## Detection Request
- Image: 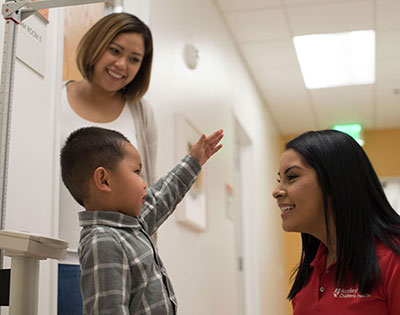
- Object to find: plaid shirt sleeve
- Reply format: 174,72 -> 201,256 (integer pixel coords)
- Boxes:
80,230 -> 131,315
139,155 -> 201,235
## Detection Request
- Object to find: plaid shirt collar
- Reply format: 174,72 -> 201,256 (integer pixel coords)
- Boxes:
79,210 -> 141,230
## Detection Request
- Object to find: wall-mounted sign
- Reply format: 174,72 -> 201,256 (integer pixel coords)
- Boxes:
16,13 -> 47,77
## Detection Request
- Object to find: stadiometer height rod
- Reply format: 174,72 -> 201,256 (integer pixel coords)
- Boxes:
0,0 -> 107,267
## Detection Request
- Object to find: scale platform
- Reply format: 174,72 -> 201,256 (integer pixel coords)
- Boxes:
0,230 -> 68,260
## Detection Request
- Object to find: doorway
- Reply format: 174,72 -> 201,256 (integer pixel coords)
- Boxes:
234,117 -> 260,315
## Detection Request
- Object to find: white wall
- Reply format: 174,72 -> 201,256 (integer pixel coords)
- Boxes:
0,6 -> 64,315
148,0 -> 286,314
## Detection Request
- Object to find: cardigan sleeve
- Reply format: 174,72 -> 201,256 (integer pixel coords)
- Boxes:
141,99 -> 158,185
129,99 -> 158,186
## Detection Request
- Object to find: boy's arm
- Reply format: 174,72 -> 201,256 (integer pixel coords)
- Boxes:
139,155 -> 200,235
80,233 -> 131,314
140,129 -> 223,235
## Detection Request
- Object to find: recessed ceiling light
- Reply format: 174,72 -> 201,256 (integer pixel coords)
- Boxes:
293,30 -> 375,89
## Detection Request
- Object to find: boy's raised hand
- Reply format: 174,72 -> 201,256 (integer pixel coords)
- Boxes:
189,129 -> 224,166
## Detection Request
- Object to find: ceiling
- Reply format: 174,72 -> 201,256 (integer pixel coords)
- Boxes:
213,0 -> 400,135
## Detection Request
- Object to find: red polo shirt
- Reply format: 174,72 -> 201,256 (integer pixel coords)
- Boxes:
292,241 -> 400,315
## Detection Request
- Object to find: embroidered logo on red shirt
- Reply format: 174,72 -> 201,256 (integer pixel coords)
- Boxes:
333,288 -> 371,299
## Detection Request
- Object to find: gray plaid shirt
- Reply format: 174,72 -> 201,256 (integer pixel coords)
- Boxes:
78,155 -> 200,315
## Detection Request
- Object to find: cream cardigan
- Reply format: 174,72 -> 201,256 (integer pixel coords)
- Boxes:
128,98 -> 157,186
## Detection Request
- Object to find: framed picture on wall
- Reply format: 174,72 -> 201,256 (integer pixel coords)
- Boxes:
175,114 -> 207,232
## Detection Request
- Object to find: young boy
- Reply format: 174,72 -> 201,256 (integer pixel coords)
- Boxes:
60,126 -> 223,315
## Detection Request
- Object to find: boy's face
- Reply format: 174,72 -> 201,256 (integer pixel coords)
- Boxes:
110,142 -> 147,217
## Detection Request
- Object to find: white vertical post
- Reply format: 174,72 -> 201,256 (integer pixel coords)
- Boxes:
9,256 -> 40,315
0,12 -> 19,267
0,230 -> 69,314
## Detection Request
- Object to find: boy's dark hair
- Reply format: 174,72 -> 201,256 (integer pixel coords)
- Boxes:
61,127 -> 130,206
286,129 -> 400,299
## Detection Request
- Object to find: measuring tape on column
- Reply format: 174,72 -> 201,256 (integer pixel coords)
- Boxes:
0,1 -> 20,268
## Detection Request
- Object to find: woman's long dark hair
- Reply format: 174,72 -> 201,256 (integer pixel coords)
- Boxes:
286,130 -> 400,300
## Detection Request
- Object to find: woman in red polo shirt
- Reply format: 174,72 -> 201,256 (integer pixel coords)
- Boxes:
273,130 -> 400,315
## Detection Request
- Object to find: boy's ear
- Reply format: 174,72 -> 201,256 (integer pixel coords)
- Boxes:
93,167 -> 112,193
